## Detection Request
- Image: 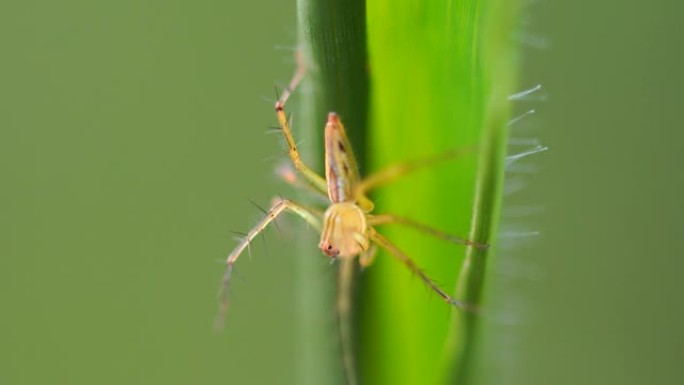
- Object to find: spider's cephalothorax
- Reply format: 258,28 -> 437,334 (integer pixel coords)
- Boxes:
320,202 -> 368,258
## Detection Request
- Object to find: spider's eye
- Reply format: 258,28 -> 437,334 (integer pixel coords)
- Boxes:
320,242 -> 339,258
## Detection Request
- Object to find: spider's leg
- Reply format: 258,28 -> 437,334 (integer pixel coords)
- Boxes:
368,228 -> 476,311
274,51 -> 328,195
337,258 -> 359,385
356,147 -> 473,196
216,198 -> 321,330
368,214 -> 488,250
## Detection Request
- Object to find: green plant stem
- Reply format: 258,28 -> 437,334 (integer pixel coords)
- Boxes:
296,1 -> 369,384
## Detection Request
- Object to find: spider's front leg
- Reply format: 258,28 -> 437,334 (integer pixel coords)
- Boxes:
216,198 -> 321,330
273,51 -> 329,196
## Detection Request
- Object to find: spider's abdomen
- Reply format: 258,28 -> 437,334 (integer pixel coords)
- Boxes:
319,202 -> 368,258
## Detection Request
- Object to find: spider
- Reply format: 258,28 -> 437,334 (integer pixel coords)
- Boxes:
216,53 -> 487,327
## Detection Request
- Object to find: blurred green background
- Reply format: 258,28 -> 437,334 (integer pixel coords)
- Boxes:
1,1 -> 682,385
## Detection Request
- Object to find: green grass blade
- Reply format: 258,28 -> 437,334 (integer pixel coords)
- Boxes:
359,2 -> 483,384
358,1 -> 521,384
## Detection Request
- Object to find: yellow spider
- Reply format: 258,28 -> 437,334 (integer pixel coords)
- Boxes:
216,53 -> 486,328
